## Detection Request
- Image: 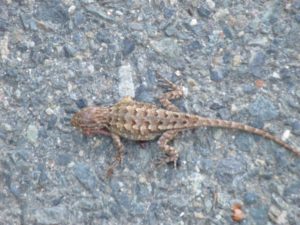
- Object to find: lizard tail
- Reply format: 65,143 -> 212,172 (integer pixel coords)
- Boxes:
195,117 -> 300,157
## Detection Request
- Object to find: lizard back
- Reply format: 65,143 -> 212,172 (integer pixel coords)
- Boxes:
108,100 -> 199,140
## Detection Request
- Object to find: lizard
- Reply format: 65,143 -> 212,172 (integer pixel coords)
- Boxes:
71,76 -> 300,176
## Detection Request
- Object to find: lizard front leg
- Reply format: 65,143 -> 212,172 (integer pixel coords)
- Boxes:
106,133 -> 125,177
157,75 -> 184,112
157,130 -> 180,168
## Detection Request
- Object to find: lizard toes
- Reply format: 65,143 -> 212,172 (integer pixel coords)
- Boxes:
155,155 -> 180,168
166,156 -> 181,168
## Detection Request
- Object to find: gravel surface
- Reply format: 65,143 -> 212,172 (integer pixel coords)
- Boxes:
1,0 -> 300,224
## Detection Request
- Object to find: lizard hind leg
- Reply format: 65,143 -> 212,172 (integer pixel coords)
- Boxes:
156,73 -> 184,112
157,130 -> 180,168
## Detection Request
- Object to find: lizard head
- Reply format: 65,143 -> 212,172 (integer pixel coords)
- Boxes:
71,107 -> 109,135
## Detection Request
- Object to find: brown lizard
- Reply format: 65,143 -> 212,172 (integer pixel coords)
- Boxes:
71,76 -> 300,176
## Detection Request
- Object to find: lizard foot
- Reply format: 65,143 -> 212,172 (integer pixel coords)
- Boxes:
156,76 -> 177,91
155,155 -> 180,169
106,154 -> 123,177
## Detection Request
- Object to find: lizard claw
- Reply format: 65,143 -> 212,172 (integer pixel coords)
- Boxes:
156,73 -> 177,89
106,154 -> 123,178
157,79 -> 176,90
154,155 -> 180,169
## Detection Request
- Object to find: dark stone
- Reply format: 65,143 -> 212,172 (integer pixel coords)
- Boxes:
30,206 -> 68,224
47,114 -> 57,130
0,18 -> 9,31
129,203 -> 147,216
273,150 -> 289,173
221,23 -> 233,39
284,181 -> 300,197
284,181 -> 300,207
249,119 -> 264,130
249,51 -> 266,77
223,51 -> 232,64
0,129 -> 6,140
96,30 -> 112,44
52,196 -> 64,206
36,164 -> 48,187
250,206 -> 268,225
56,154 -> 72,166
291,120 -> 300,135
75,99 -> 87,108
295,14 -> 300,23
243,192 -> 259,205
20,13 -> 38,31
163,7 -> 175,19
243,84 -> 255,94
291,1 -> 300,10
164,26 -> 177,37
234,133 -> 253,153
73,11 -> 86,26
35,3 -> 69,24
210,68 -> 226,81
72,32 -> 85,46
32,33 -> 43,45
279,67 -> 292,79
216,157 -> 247,184
286,27 -> 300,50
9,184 -> 21,199
38,127 -> 48,138
248,96 -> 279,121
197,5 -> 211,18
30,49 -> 49,64
135,85 -> 155,103
16,43 -> 28,52
63,45 -> 76,58
65,107 -> 78,114
168,194 -> 190,209
85,5 -> 114,22
122,38 -> 135,56
260,172 -> 273,180
5,68 -> 18,79
109,202 -> 123,221
185,40 -> 202,54
114,192 -> 132,210
209,102 -> 224,110
200,159 -> 214,174
145,69 -> 157,85
74,163 -> 97,195
136,183 -> 152,199
217,108 -> 231,120
287,98 -> 300,110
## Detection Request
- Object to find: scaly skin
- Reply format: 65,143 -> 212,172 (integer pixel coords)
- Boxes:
71,77 -> 300,176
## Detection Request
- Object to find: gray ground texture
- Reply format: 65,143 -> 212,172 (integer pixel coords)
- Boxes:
0,0 -> 300,224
